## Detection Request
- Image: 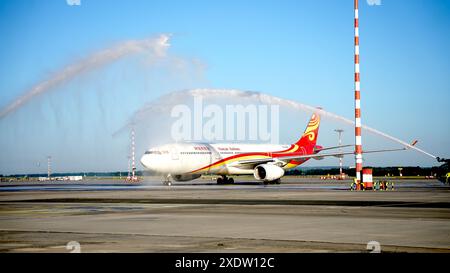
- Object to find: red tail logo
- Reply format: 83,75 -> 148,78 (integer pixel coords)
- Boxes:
295,114 -> 320,148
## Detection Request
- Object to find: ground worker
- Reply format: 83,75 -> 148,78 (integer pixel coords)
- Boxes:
352,178 -> 357,190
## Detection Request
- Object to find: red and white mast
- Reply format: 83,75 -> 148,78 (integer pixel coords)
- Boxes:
354,0 -> 363,187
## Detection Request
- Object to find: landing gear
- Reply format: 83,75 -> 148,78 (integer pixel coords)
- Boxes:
217,177 -> 223,184
216,176 -> 234,185
263,179 -> 281,185
163,174 -> 172,186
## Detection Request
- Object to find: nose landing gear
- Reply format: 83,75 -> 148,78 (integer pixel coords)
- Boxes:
216,175 -> 234,185
162,174 -> 172,186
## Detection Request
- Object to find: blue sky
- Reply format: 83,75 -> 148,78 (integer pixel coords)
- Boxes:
0,0 -> 449,174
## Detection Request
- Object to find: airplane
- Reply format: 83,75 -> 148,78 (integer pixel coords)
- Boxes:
140,113 -> 415,185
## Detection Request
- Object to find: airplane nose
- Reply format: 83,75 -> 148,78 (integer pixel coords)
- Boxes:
140,155 -> 149,168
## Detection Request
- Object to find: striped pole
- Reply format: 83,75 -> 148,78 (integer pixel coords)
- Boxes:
354,0 -> 363,188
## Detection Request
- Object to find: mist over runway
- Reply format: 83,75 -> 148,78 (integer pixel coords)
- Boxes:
0,177 -> 447,193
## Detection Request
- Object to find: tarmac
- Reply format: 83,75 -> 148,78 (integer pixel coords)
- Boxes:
0,177 -> 449,253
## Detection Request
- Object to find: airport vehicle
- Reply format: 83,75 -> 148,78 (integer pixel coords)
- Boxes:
436,157 -> 450,184
140,114 -> 415,185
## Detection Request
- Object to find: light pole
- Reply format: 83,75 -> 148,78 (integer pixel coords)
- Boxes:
127,156 -> 131,180
47,156 -> 51,180
335,129 -> 344,178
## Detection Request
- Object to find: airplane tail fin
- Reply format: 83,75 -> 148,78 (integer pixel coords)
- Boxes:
295,113 -> 320,148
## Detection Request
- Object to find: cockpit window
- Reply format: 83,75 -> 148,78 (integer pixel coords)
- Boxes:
145,151 -> 161,155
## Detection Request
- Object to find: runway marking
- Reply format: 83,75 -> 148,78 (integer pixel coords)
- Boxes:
2,198 -> 450,208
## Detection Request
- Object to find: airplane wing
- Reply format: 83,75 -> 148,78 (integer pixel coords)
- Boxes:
316,144 -> 353,151
229,158 -> 276,168
277,147 -> 411,162
230,141 -> 418,169
232,151 -> 358,168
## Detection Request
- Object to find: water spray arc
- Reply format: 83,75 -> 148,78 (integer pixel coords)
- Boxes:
118,88 -> 436,161
0,34 -> 171,120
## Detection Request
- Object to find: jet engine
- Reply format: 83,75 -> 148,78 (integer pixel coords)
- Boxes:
254,164 -> 285,181
172,174 -> 202,181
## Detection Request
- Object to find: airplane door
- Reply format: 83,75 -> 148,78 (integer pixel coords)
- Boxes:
205,144 -> 220,174
214,149 -> 221,160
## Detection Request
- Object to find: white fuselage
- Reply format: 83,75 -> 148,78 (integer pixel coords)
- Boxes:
140,142 -> 295,176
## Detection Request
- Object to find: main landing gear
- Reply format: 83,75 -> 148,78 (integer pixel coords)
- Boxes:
216,175 -> 234,185
263,179 -> 281,185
